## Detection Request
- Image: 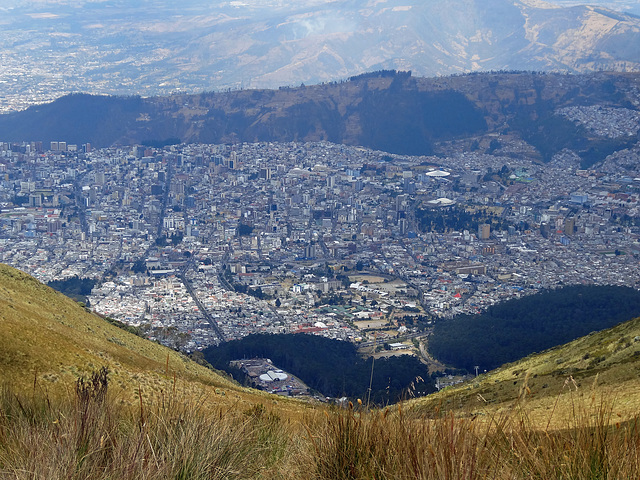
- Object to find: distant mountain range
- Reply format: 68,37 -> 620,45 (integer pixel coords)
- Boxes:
0,0 -> 639,110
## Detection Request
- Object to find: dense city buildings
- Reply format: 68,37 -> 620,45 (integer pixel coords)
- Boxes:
2,117 -> 640,350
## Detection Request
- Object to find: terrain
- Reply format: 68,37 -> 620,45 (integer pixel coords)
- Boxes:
413,307 -> 640,423
4,265 -> 640,478
4,262 -> 640,416
2,0 -> 640,113
0,262 -> 300,412
2,70 -> 639,162
428,284 -> 640,371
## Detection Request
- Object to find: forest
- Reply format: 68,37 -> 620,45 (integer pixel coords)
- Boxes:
203,333 -> 435,404
415,205 -> 508,234
47,275 -> 97,304
428,285 -> 640,372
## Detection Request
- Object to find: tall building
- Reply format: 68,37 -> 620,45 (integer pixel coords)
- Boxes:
399,218 -> 408,235
564,217 -> 575,236
478,223 -> 491,240
540,222 -> 551,239
29,194 -> 42,207
396,194 -> 407,212
94,171 -> 105,185
305,243 -> 316,259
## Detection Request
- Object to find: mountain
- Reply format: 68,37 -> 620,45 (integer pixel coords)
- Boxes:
549,0 -> 640,15
1,70 -> 638,163
1,0 -> 640,112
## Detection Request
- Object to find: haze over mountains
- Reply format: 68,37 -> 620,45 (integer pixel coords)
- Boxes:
1,0 -> 639,112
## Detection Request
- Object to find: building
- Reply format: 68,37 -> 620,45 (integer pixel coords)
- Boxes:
564,217 -> 575,236
478,223 -> 490,240
260,167 -> 271,180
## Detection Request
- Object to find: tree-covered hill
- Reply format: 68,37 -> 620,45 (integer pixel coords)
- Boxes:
428,285 -> 640,372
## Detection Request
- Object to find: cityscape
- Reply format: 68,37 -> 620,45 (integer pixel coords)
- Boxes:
4,0 -> 640,475
2,100 -> 639,353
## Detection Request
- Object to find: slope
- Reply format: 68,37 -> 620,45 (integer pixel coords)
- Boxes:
0,263 -> 304,412
411,313 -> 640,422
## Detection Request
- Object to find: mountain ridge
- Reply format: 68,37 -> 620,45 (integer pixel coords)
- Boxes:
1,71 -> 638,164
1,0 -> 640,113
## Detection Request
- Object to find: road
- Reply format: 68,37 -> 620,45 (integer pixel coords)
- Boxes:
179,271 -> 227,343
358,331 -> 426,348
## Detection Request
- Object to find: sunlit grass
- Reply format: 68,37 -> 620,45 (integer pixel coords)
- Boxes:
2,370 -> 640,480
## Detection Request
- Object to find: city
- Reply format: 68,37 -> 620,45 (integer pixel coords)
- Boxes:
1,106 -> 639,352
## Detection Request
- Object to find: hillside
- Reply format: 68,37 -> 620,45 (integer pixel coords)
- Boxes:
1,71 -> 639,161
411,312 -> 640,422
0,263 -> 303,413
4,260 -> 640,421
428,285 -> 640,371
3,263 -> 640,478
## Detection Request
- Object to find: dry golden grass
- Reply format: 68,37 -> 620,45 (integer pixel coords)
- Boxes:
2,374 -> 640,480
410,314 -> 640,425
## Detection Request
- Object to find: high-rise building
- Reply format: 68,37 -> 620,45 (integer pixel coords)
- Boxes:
540,222 -> 551,239
478,223 -> 491,240
564,217 -> 575,236
95,171 -> 105,185
399,218 -> 408,235
304,243 -> 316,259
260,167 -> 271,180
29,194 -> 42,207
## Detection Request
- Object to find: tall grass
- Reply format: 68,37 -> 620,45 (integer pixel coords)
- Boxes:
1,371 -> 640,479
0,369 -> 293,479
304,377 -> 640,480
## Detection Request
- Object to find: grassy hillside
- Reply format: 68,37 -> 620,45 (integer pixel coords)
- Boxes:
3,263 -> 640,478
412,313 -> 640,422
0,263 -> 303,412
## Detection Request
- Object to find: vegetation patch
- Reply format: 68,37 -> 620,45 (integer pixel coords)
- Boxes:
47,276 -> 97,304
204,333 -> 435,404
428,285 -> 640,372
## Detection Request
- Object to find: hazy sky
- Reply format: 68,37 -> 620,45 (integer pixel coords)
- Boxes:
0,0 -> 638,9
